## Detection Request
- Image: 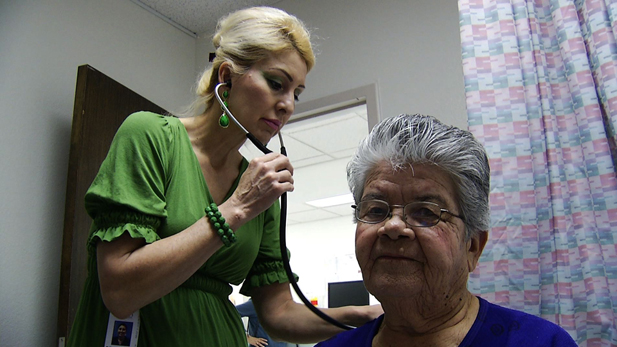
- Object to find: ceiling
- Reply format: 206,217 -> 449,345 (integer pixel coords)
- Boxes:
129,0 -> 370,224
131,0 -> 284,36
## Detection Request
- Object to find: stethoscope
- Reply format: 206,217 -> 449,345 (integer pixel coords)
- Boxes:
215,81 -> 353,330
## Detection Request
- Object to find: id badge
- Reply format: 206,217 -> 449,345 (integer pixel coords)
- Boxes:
104,311 -> 140,347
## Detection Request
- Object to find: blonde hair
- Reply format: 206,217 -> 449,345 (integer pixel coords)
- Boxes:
187,7 -> 315,115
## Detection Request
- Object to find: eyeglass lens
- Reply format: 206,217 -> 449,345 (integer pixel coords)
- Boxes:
356,200 -> 442,227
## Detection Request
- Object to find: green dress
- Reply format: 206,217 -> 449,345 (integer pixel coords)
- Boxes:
67,112 -> 290,346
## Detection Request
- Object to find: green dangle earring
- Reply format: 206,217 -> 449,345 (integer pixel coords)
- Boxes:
219,90 -> 230,128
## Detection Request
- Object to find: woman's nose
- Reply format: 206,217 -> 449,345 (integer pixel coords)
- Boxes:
277,92 -> 295,117
378,208 -> 415,240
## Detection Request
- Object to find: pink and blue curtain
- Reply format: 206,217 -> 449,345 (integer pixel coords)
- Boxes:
459,0 -> 617,345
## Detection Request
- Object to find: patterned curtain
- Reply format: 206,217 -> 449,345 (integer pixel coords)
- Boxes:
459,0 -> 617,345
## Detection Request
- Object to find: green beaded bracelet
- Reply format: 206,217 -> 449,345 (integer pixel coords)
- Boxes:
205,203 -> 236,247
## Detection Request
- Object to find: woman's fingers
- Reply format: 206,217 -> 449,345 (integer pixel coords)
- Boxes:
223,153 -> 295,225
256,152 -> 293,176
249,153 -> 294,190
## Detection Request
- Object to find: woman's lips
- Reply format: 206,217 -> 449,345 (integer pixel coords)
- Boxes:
374,250 -> 417,262
263,118 -> 281,130
377,255 -> 412,261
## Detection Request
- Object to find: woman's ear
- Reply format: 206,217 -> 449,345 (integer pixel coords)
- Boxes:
467,231 -> 488,273
217,61 -> 233,85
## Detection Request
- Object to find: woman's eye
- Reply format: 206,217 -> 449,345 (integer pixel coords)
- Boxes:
268,79 -> 283,90
412,207 -> 438,218
294,94 -> 300,102
366,206 -> 387,216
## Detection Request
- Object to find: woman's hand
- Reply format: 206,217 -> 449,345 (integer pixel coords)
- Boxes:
247,334 -> 269,347
221,152 -> 294,228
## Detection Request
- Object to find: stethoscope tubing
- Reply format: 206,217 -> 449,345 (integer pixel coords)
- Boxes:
215,82 -> 353,330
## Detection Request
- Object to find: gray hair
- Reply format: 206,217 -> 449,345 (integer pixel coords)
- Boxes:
347,114 -> 490,239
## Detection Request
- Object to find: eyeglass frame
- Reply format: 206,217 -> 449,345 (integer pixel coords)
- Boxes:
351,199 -> 465,227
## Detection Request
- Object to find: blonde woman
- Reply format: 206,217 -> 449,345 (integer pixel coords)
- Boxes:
67,7 -> 381,346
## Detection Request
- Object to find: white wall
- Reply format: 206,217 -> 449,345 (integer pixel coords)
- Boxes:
280,0 -> 468,128
0,1 -> 196,346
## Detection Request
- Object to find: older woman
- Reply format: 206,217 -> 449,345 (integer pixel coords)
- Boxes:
67,6 -> 380,346
316,114 -> 577,346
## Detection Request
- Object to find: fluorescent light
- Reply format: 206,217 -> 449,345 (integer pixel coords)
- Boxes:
306,193 -> 355,208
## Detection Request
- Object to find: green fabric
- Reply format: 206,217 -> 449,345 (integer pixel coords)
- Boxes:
67,112 -> 291,346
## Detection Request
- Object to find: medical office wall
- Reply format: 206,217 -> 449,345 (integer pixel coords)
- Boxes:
0,1 -> 195,346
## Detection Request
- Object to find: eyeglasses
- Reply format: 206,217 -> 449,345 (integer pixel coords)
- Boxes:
352,199 -> 464,227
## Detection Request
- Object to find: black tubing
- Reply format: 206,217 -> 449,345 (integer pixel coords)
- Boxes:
277,145 -> 353,331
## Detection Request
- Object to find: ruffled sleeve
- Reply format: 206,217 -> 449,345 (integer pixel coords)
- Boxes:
85,112 -> 172,245
89,210 -> 161,247
239,201 -> 299,296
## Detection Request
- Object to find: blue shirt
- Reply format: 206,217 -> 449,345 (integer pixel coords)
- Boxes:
236,300 -> 288,347
315,297 -> 578,346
